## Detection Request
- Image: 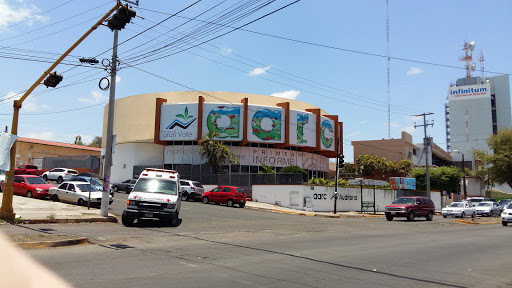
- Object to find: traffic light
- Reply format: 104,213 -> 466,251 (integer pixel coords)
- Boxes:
43,72 -> 63,88
107,6 -> 136,31
338,154 -> 345,169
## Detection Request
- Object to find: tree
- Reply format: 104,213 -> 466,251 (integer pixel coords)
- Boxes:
412,166 -> 462,192
198,131 -> 238,174
88,136 -> 102,148
473,129 -> 512,189
279,165 -> 307,181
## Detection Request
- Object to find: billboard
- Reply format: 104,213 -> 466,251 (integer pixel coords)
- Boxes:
390,177 -> 416,190
289,110 -> 316,147
160,103 -> 199,141
247,105 -> 284,143
448,83 -> 490,100
319,116 -> 335,151
202,103 -> 243,141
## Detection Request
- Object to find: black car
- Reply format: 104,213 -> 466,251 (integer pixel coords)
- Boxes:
112,179 -> 137,193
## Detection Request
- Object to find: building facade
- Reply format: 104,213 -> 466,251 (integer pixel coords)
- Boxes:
445,75 -> 512,161
102,91 -> 343,185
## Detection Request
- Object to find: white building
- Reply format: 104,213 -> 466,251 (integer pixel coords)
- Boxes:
445,75 -> 512,164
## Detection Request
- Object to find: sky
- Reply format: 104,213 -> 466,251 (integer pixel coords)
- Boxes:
0,0 -> 511,163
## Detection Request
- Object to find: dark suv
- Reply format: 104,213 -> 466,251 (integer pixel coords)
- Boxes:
385,196 -> 435,221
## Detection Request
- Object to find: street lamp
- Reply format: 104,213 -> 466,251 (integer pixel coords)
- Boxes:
453,150 -> 467,200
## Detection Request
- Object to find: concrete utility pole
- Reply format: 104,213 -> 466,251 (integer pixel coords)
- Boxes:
0,3 -> 121,221
414,112 -> 434,198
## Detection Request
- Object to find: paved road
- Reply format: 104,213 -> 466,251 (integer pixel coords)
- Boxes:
5,201 -> 510,288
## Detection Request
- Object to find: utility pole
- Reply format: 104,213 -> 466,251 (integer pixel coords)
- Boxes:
414,112 -> 434,198
333,137 -> 340,214
102,4 -> 136,217
0,3 -> 121,221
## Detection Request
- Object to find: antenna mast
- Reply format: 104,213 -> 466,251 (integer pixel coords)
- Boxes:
386,0 -> 391,138
460,40 -> 476,78
480,49 -> 485,82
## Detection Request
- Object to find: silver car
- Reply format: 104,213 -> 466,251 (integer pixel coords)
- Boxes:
49,181 -> 112,207
475,201 -> 502,217
442,201 -> 476,218
179,179 -> 205,201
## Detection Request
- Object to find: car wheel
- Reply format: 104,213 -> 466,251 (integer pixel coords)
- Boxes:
490,211 -> 493,217
57,176 -> 63,184
443,215 -> 447,218
227,199 -> 234,207
181,192 -> 189,201
426,210 -> 433,221
42,175 -> 47,181
503,221 -> 508,226
460,212 -> 465,218
170,212 -> 179,227
113,186 -> 118,192
202,196 -> 209,204
385,214 -> 393,221
77,198 -> 85,206
122,211 -> 134,227
26,191 -> 33,198
407,211 -> 415,222
472,212 -> 475,218
239,203 -> 245,208
52,194 -> 59,202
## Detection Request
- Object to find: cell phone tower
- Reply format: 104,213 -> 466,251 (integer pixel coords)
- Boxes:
480,49 -> 485,83
460,41 -> 476,78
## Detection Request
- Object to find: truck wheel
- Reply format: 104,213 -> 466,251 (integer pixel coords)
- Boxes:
426,210 -> 433,221
385,214 -> 393,221
170,212 -> 179,227
57,176 -> 63,184
407,211 -> 415,222
122,211 -> 134,227
239,203 -> 245,208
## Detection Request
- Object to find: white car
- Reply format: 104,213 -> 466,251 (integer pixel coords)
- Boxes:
442,201 -> 476,218
475,201 -> 502,217
179,179 -> 204,201
42,168 -> 78,184
49,181 -> 112,207
501,203 -> 512,226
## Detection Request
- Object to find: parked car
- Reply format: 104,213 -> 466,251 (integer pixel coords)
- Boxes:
111,179 -> 137,193
42,168 -> 78,184
501,203 -> 512,226
180,179 -> 204,201
201,186 -> 246,208
1,175 -> 54,199
475,201 -> 502,217
467,197 -> 496,207
14,164 -> 45,176
498,199 -> 512,210
441,201 -> 476,218
384,196 -> 435,221
48,181 -> 112,207
68,176 -> 114,197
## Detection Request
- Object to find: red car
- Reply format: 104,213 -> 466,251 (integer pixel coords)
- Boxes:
384,196 -> 435,221
2,175 -> 54,199
201,186 -> 246,208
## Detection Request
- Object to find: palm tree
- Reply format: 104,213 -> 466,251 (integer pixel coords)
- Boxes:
198,131 -> 238,174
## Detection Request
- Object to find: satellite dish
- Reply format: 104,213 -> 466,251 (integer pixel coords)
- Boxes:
471,64 -> 476,71
470,41 -> 476,51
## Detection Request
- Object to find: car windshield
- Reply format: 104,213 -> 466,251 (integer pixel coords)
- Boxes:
235,188 -> 243,193
394,198 -> 415,205
450,202 -> 463,207
470,199 -> 483,203
507,203 -> 512,209
76,183 -> 99,192
132,178 -> 178,195
88,178 -> 103,186
193,181 -> 203,188
477,202 -> 492,207
499,199 -> 512,205
25,177 -> 47,185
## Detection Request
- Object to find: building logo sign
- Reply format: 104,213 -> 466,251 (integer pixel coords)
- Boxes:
448,83 -> 490,100
160,104 -> 199,141
205,105 -> 241,139
166,106 -> 196,129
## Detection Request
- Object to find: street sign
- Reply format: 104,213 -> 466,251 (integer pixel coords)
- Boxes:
85,156 -> 99,170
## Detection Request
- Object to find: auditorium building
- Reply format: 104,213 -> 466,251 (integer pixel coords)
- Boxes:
102,91 -> 343,185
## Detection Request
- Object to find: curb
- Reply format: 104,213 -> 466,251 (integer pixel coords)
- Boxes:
246,206 -> 364,218
455,218 -> 500,225
23,216 -> 118,225
16,237 -> 89,249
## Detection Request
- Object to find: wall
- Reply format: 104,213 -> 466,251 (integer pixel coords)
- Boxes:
15,141 -> 100,168
110,142 -> 164,183
253,185 -> 442,212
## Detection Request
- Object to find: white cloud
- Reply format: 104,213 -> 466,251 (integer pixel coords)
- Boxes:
248,65 -> 271,76
116,76 -> 121,83
77,90 -> 107,104
270,90 -> 300,100
24,130 -> 55,141
406,67 -> 423,76
360,120 -> 368,125
404,126 -> 416,133
346,131 -> 360,138
220,47 -> 232,55
0,1 -> 47,30
3,91 -> 50,112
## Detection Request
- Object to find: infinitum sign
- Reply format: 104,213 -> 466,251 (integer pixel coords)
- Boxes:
448,83 -> 490,100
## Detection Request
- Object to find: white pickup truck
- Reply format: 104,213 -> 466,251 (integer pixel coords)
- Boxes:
122,168 -> 182,227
